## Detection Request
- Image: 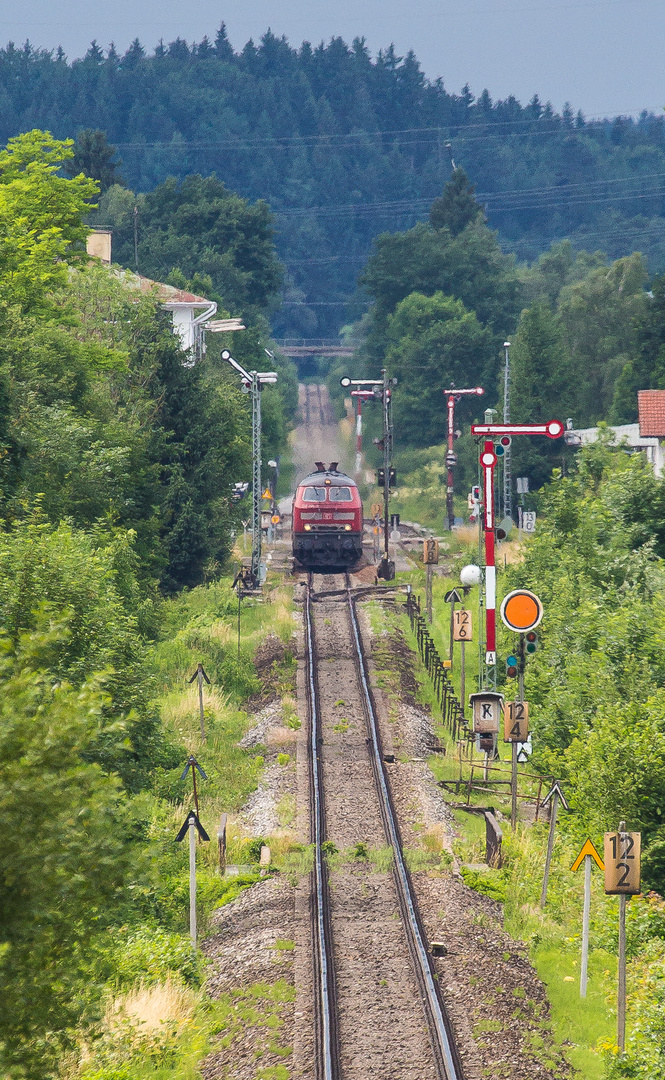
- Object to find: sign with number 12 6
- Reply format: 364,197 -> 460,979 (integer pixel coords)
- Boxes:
453,609 -> 472,641
604,831 -> 641,895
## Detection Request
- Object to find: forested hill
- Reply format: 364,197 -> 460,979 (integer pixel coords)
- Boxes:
4,28 -> 665,336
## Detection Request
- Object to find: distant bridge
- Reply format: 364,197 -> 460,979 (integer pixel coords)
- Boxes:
273,337 -> 358,359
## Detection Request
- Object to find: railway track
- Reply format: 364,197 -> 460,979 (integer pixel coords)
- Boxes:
302,383 -> 329,429
304,571 -> 464,1080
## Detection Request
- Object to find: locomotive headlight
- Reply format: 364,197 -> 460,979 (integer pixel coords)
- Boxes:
344,524 -> 352,531
303,524 -> 311,531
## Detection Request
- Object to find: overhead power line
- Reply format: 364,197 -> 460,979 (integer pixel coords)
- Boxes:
113,111 -> 663,153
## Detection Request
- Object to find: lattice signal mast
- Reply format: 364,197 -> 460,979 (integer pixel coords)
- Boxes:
443,386 -> 484,530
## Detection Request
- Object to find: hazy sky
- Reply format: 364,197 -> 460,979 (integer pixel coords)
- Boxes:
1,0 -> 662,119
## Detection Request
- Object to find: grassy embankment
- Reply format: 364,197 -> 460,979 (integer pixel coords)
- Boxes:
66,560 -> 301,1080
364,531 -> 621,1079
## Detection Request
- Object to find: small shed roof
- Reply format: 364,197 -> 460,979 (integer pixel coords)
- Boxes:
638,390 -> 665,437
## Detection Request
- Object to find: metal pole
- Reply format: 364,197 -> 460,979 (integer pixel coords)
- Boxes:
356,395 -> 362,474
426,563 -> 433,624
446,393 -> 455,531
581,853 -> 591,998
189,818 -> 197,947
251,373 -> 262,586
540,791 -> 559,908
512,633 -> 525,827
460,639 -> 465,720
449,596 -> 455,665
511,741 -> 518,829
618,892 -> 627,1051
502,342 -> 512,521
237,590 -> 241,659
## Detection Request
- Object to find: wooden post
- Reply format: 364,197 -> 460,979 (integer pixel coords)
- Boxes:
189,817 -> 197,947
540,789 -> 559,908
425,562 -> 433,624
217,812 -> 227,874
581,853 -> 591,998
197,663 -> 206,741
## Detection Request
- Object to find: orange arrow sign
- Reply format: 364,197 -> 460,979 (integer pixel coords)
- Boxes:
571,838 -> 604,873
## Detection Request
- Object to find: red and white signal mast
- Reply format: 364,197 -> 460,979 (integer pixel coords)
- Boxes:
444,386 -> 485,530
470,417 -> 565,669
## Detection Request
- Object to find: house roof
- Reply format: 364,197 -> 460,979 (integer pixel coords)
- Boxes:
133,275 -> 213,307
638,390 -> 665,437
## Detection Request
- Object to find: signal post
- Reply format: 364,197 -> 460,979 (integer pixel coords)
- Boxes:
501,588 -> 543,828
340,370 -> 397,579
470,418 -> 564,676
444,386 -> 484,530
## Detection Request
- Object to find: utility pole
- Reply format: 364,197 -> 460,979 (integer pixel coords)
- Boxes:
444,386 -> 484,531
221,349 -> 278,588
133,204 -> 139,269
502,343 -> 512,522
340,371 -> 397,580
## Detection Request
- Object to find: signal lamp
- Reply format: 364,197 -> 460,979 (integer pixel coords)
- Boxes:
506,654 -> 518,678
496,525 -> 507,540
525,630 -> 538,654
500,435 -> 512,448
495,443 -> 505,457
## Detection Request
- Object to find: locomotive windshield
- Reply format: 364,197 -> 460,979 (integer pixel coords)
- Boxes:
302,486 -> 327,501
329,487 -> 354,502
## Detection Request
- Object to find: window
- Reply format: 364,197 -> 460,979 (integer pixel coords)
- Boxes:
302,486 -> 326,501
329,486 -> 353,502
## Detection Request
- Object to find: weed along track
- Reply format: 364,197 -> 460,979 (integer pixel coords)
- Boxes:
303,571 -> 465,1080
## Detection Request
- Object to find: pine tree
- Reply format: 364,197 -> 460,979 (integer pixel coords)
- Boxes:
429,167 -> 483,235
64,128 -> 122,192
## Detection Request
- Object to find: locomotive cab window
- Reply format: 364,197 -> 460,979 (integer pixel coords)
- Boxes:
329,487 -> 354,502
302,486 -> 327,501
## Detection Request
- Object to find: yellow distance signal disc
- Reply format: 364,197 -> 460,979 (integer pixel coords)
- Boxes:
500,589 -> 543,632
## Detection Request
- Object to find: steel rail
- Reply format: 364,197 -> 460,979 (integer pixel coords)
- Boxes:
345,577 -> 465,1080
304,573 -> 339,1080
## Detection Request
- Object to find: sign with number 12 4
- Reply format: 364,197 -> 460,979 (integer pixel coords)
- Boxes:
504,700 -> 529,742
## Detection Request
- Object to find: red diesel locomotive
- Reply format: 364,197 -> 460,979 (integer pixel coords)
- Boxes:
292,462 -> 364,568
